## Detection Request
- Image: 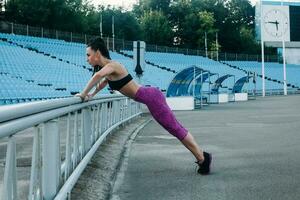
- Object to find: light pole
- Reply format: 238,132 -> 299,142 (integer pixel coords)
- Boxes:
260,0 -> 266,97
100,14 -> 103,38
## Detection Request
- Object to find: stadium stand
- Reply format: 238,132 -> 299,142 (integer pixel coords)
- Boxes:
223,61 -> 300,89
0,33 -> 175,105
1,33 -> 298,105
121,50 -> 291,94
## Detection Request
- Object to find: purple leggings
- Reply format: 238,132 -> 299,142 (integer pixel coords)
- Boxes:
134,86 -> 188,141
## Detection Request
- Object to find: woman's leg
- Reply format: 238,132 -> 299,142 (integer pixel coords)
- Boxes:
135,87 -> 212,174
140,88 -> 205,162
181,132 -> 205,162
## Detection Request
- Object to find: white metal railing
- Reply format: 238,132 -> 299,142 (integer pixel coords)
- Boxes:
0,94 -> 142,200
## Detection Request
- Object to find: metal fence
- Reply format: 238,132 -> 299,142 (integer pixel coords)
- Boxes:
0,21 -> 134,51
218,52 -> 279,63
0,21 -> 279,62
0,95 -> 142,200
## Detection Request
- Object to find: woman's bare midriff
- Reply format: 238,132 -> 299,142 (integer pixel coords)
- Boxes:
105,62 -> 141,99
118,80 -> 141,99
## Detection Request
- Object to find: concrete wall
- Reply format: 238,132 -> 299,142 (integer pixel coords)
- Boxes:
234,93 -> 248,101
166,97 -> 194,110
209,94 -> 229,104
285,48 -> 300,65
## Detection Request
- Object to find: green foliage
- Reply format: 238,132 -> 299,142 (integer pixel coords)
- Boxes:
86,7 -> 142,40
140,11 -> 173,45
239,26 -> 259,53
0,1 -> 3,11
5,0 -> 92,32
198,11 -> 218,49
134,0 -> 171,17
3,0 -> 270,54
4,0 -> 141,40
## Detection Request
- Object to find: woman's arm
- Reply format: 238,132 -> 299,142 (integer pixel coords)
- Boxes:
90,78 -> 108,97
81,65 -> 114,96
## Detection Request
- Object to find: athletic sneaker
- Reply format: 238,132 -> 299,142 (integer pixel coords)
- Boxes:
195,151 -> 212,175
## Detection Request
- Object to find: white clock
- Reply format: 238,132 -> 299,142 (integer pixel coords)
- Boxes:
263,9 -> 289,38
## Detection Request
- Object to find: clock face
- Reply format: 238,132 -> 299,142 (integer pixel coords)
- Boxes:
263,9 -> 289,38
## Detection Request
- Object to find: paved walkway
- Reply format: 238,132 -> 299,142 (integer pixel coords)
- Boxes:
111,95 -> 300,200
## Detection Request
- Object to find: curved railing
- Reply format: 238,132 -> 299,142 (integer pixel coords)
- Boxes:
0,94 -> 142,200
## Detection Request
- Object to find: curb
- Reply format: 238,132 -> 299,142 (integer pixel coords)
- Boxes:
108,118 -> 153,200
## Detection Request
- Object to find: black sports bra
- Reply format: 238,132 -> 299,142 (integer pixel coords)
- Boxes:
107,74 -> 133,90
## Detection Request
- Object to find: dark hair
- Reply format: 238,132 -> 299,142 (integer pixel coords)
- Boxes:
87,37 -> 111,59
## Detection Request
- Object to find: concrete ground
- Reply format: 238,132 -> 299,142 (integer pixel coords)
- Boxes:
71,115 -> 151,200
111,95 -> 300,200
1,95 -> 300,200
0,114 -> 151,200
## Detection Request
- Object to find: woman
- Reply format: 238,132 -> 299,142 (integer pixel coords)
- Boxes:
75,37 -> 212,175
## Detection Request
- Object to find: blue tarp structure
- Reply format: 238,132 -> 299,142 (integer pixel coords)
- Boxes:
211,74 -> 234,94
193,72 -> 212,96
232,76 -> 252,93
166,66 -> 214,97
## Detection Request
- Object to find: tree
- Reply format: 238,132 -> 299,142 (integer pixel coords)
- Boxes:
4,0 -> 142,40
140,11 -> 173,45
92,7 -> 142,41
239,26 -> 258,53
179,11 -> 217,49
4,0 -> 92,32
3,0 -> 273,55
115,12 -> 142,40
169,0 -> 193,46
225,0 -> 255,28
0,0 -> 3,11
169,0 -> 218,49
220,0 -> 256,53
5,0 -> 50,26
133,0 -> 171,17
198,11 -> 217,49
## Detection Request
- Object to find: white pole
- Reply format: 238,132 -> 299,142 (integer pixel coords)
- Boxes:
216,32 -> 219,61
112,16 -> 115,52
100,14 -> 103,38
205,32 -> 208,57
200,72 -> 203,107
281,0 -> 287,95
282,37 -> 287,96
193,66 -> 196,97
260,0 -> 265,97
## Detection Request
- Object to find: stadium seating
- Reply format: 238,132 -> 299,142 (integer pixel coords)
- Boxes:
122,50 -> 290,93
1,32 -> 298,105
224,61 -> 300,88
0,33 -> 174,104
0,35 -> 95,104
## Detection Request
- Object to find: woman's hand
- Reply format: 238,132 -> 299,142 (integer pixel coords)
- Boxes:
87,93 -> 96,100
75,93 -> 89,102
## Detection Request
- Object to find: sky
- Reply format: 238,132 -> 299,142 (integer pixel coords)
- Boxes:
91,0 -> 300,10
91,1 -> 260,10
91,0 -> 138,10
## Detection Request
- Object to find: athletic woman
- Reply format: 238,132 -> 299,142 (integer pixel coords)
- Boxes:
75,38 -> 212,175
